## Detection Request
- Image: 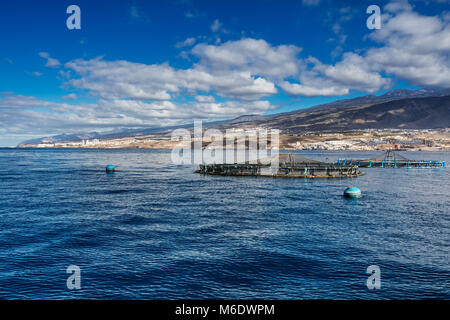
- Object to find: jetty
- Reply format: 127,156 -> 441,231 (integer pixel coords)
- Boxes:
197,154 -> 363,178
336,150 -> 447,168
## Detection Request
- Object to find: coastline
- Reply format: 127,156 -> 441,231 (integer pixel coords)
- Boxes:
15,129 -> 450,152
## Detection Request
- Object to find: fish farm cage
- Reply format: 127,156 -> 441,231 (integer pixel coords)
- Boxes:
336,150 -> 447,168
197,154 -> 364,178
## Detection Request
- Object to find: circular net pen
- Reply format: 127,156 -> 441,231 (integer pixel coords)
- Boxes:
197,154 -> 364,178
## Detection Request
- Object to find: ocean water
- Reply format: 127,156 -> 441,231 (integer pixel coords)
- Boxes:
0,148 -> 448,299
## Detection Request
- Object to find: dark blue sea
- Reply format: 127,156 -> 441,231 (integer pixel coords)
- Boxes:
0,148 -> 448,299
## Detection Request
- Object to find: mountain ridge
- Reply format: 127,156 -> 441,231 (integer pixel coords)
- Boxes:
19,88 -> 450,145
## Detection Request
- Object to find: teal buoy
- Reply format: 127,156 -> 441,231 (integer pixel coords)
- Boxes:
105,164 -> 115,172
344,186 -> 362,198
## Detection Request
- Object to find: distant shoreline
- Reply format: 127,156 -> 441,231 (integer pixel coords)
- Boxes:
15,129 -> 450,152
10,147 -> 450,152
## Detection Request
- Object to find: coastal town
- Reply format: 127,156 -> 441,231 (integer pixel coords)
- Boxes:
17,128 -> 450,151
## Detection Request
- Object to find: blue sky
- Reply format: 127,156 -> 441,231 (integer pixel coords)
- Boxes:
0,0 -> 449,146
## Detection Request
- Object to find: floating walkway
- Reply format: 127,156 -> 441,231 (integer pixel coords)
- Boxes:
336,150 -> 447,168
197,154 -> 364,178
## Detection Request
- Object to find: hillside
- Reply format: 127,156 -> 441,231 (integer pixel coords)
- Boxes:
219,95 -> 450,133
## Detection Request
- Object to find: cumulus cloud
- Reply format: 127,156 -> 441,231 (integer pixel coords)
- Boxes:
192,38 -> 302,79
365,2 -> 450,87
283,0 -> 450,95
64,39 -> 290,101
323,53 -> 392,92
38,52 -> 61,68
280,53 -> 391,97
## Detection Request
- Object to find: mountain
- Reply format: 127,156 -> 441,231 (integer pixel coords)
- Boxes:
279,88 -> 450,114
19,125 -> 186,145
227,114 -> 268,124
210,88 -> 450,132
18,88 -> 450,145
247,95 -> 450,132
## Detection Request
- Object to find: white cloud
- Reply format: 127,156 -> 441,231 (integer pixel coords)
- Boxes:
365,3 -> 450,87
62,93 -> 77,100
175,37 -> 196,48
211,73 -> 277,100
384,0 -> 413,13
0,93 -> 276,136
302,0 -> 320,6
65,59 -> 175,100
192,38 -> 302,79
129,5 -> 150,23
195,95 -> 215,103
38,52 -> 61,68
0,94 -> 56,109
280,53 -> 391,97
280,81 -> 349,97
282,0 -> 450,96
211,19 -> 222,32
323,53 -> 392,92
185,10 -> 205,20
64,39 -> 292,101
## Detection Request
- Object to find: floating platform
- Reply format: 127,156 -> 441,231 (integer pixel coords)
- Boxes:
197,154 -> 364,178
336,150 -> 447,168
